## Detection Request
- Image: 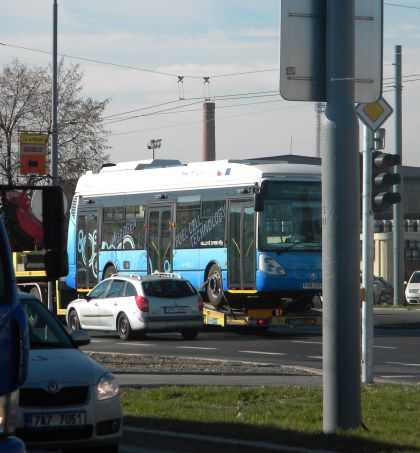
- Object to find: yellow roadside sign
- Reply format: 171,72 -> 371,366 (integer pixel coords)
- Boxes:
19,132 -> 48,176
20,133 -> 49,145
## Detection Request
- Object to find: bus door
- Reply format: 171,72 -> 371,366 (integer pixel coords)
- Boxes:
76,207 -> 100,290
147,204 -> 174,273
227,199 -> 256,289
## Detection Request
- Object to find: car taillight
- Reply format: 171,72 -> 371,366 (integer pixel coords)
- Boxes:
135,296 -> 149,312
198,294 -> 204,312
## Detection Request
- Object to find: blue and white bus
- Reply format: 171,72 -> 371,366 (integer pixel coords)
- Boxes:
65,159 -> 322,309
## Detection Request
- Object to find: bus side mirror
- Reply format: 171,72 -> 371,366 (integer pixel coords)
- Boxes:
254,191 -> 264,212
42,186 -> 69,280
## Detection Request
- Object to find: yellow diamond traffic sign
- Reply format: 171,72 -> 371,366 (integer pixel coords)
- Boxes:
356,97 -> 393,132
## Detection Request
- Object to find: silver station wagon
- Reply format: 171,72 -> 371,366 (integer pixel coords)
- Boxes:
66,272 -> 203,340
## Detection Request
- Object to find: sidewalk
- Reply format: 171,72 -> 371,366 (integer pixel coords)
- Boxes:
116,372 -> 322,387
123,425 -> 338,453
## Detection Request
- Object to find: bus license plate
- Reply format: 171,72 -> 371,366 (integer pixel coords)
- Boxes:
25,411 -> 86,428
164,306 -> 187,314
303,282 -> 322,289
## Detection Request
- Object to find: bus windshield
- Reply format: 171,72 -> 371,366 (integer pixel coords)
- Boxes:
258,181 -> 321,252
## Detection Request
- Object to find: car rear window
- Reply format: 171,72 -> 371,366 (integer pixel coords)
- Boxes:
142,279 -> 197,298
410,272 -> 420,284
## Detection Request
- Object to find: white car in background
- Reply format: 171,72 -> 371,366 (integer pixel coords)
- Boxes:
66,272 -> 203,340
16,293 -> 122,453
405,271 -> 420,305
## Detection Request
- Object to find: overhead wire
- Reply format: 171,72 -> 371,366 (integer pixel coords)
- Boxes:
0,42 -> 278,80
384,2 -> 420,10
107,102 -> 310,137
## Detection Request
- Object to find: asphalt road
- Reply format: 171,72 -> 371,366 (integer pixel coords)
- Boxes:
81,308 -> 420,385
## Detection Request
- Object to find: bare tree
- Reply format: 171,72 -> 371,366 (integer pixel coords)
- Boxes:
0,58 -> 110,197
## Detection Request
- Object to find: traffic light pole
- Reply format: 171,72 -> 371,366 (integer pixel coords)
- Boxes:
393,45 -> 404,307
322,0 -> 361,432
362,126 -> 374,384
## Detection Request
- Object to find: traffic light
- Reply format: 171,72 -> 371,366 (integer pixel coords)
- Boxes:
371,151 -> 401,212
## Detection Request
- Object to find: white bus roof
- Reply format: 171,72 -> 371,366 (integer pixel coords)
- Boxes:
75,159 -> 321,197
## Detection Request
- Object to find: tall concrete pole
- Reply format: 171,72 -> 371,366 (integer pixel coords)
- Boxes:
322,0 -> 361,431
393,45 -> 403,306
202,102 -> 215,161
362,126 -> 374,383
51,0 -> 58,185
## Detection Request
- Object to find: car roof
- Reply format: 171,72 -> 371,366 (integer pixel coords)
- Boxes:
107,272 -> 185,282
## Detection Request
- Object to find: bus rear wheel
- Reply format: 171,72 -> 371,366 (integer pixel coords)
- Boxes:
206,264 -> 223,307
103,265 -> 117,279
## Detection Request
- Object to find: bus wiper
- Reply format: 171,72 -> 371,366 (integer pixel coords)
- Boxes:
276,241 -> 302,254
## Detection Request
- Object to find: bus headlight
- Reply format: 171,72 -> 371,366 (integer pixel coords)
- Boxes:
0,390 -> 19,435
259,254 -> 285,276
97,373 -> 119,401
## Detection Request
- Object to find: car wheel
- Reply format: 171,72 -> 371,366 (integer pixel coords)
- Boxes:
103,264 -> 117,279
68,310 -> 81,332
206,264 -> 223,307
117,313 -> 133,340
181,330 -> 198,340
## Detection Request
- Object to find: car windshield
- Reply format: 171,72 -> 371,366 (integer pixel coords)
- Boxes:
410,272 -> 420,284
21,297 -> 74,349
142,279 -> 197,298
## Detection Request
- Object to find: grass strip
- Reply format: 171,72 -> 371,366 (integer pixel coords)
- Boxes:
122,384 -> 420,452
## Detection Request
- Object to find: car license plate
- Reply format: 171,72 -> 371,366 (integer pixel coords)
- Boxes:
163,306 -> 188,314
303,282 -> 322,289
409,289 -> 418,293
25,411 -> 86,428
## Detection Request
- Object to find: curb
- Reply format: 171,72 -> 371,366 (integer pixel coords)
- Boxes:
123,426 -> 337,453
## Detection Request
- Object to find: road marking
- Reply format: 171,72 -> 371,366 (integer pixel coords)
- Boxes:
380,375 -> 417,379
175,346 -> 218,350
90,339 -> 106,343
239,350 -> 286,356
292,340 -> 322,345
116,342 -> 154,346
374,345 -> 398,349
307,356 -> 323,360
386,361 -> 420,367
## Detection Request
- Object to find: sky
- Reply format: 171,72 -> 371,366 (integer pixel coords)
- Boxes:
1,1 -> 420,167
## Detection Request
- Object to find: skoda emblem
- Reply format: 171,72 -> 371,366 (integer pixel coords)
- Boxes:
47,382 -> 59,394
311,273 -> 317,281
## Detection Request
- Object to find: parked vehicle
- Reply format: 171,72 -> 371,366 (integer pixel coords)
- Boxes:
16,293 -> 122,453
0,185 -> 68,453
66,272 -> 203,340
405,271 -> 420,305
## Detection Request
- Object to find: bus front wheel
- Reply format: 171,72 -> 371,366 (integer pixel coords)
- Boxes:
206,264 -> 223,307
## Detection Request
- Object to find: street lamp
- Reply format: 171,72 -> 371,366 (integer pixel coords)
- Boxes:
147,139 -> 162,159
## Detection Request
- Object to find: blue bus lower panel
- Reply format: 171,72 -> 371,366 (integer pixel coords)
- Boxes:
67,247 -> 321,300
